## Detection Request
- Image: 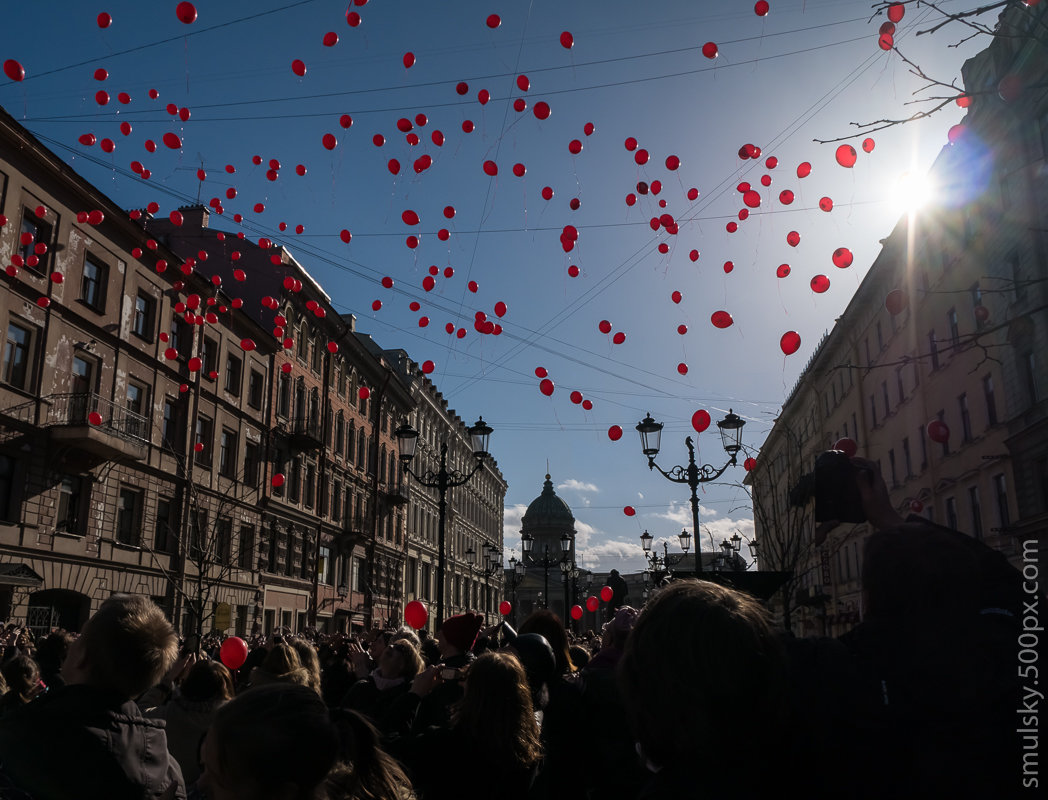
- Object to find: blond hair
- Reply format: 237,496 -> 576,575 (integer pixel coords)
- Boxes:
82,594 -> 178,699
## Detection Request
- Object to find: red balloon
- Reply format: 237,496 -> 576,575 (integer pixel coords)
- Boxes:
539,378 -> 555,397
927,419 -> 950,444
711,310 -> 733,329
623,506 -> 636,516
483,160 -> 498,176
560,31 -> 574,48
691,409 -> 711,433
885,289 -> 908,315
322,133 -> 338,150
810,275 -> 830,293
832,247 -> 854,269
570,391 -> 583,405
779,190 -> 795,205
404,600 -> 428,630
494,301 -> 507,317
665,155 -> 681,171
671,291 -> 682,304
600,586 -> 613,603
677,363 -> 688,375
687,187 -> 699,201
586,596 -> 599,613
387,159 -> 401,175
468,280 -> 479,293
499,600 -> 512,617
570,605 -> 583,620
834,437 -> 858,458
743,190 -> 761,208
608,425 -> 623,441
797,161 -> 812,178
835,145 -> 857,168
358,386 -> 370,400
624,137 -> 638,151
403,52 -> 415,68
534,367 -> 548,378
487,14 -> 501,28
323,31 -> 338,46
534,101 -> 551,120
582,400 -> 593,410
478,89 -> 490,105
744,457 -> 757,471
220,637 -> 248,670
612,332 -> 625,344
910,500 -> 924,513
346,10 -> 361,26
584,122 -> 595,135
887,3 -> 905,23
634,149 -> 649,165
291,59 -> 306,77
175,2 -> 197,24
701,41 -> 718,59
776,264 -> 791,279
78,133 -> 97,147
97,12 -> 112,28
422,360 -> 435,374
754,0 -> 770,15
568,139 -> 583,155
819,197 -> 834,212
402,209 -> 420,226
87,411 -> 102,426
512,163 -> 526,177
862,137 -> 876,153
340,114 -> 353,128
780,331 -> 801,355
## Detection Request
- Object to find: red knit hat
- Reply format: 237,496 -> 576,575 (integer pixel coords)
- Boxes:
440,612 -> 484,652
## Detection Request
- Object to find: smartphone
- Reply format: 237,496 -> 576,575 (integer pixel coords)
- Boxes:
440,666 -> 464,681
181,633 -> 201,656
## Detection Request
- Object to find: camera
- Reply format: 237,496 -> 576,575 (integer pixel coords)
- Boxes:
440,666 -> 465,681
788,450 -> 867,523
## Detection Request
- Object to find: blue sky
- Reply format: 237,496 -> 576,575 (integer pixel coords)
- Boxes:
1,0 -> 992,572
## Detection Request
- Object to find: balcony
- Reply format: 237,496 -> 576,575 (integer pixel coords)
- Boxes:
46,393 -> 150,461
381,480 -> 409,505
284,416 -> 323,451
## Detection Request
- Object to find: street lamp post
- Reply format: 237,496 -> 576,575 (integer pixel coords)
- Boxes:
506,556 -> 526,626
466,540 -> 503,617
639,528 -> 692,585
521,531 -> 570,609
636,410 -> 745,577
396,416 -> 493,625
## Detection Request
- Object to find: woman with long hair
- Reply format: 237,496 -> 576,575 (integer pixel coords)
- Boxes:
391,651 -> 542,800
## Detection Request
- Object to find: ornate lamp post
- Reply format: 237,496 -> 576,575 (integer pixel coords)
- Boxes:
506,556 -> 526,625
639,528 -> 691,584
396,416 -> 493,625
636,410 -> 745,577
522,531 -> 570,609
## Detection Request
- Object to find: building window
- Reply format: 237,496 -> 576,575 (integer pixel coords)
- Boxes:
244,442 -> 260,486
357,431 -> 366,466
171,317 -> 194,355
334,413 -> 345,456
312,337 -> 323,373
277,374 -> 291,418
116,487 -> 143,546
267,527 -> 279,573
56,475 -> 84,534
958,394 -> 972,442
238,524 -> 255,569
881,381 -> 890,418
2,322 -> 33,390
219,428 -> 238,478
928,331 -> 939,370
132,291 -> 155,340
875,320 -> 884,352
332,481 -> 342,522
888,449 -> 897,487
225,354 -> 242,395
1009,251 -> 1025,302
162,398 -> 185,453
19,210 -> 51,271
352,557 -> 365,592
1020,350 -> 1039,406
155,496 -> 175,553
195,415 -> 214,466
285,530 -> 296,577
71,355 -> 95,398
80,253 -> 107,311
0,454 -> 17,522
947,308 -> 960,350
216,518 -> 232,565
304,464 -> 316,509
945,497 -> 958,531
297,325 -> 308,362
869,394 -> 877,428
289,459 -> 301,503
201,337 -> 218,377
337,364 -> 347,397
919,425 -> 928,470
248,369 -> 264,410
993,474 -> 1010,529
896,368 -> 905,405
968,487 -> 983,540
982,375 -> 997,426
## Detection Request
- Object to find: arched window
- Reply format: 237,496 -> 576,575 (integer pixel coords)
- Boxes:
294,379 -> 306,420
335,412 -> 344,455
308,388 -> 320,426
347,423 -> 355,463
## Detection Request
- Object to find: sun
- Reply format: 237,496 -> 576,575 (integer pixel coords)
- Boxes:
891,170 -> 935,212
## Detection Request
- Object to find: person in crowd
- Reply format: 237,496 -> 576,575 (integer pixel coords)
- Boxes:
567,643 -> 590,670
0,655 -> 42,717
619,580 -> 791,798
330,708 -> 415,800
0,594 -> 186,799
390,651 -> 542,800
248,642 -> 313,690
390,627 -> 420,651
411,611 -> 482,730
608,568 -> 629,611
34,629 -> 74,690
319,634 -> 356,708
198,682 -> 357,800
291,637 -> 324,696
343,638 -> 424,734
517,611 -> 584,796
503,632 -> 556,722
145,659 -> 234,788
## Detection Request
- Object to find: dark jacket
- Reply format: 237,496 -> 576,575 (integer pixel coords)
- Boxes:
342,675 -> 412,735
0,684 -> 186,800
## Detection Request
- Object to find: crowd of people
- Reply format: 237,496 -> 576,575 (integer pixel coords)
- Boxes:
0,463 -> 1029,799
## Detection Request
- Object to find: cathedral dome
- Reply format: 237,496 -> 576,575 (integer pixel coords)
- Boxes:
521,474 -> 575,530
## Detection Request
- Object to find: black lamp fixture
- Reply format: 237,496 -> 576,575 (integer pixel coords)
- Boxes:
396,415 -> 494,624
635,410 -> 746,577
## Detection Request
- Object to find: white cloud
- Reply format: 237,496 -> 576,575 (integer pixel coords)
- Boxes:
653,501 -> 691,527
557,479 -> 598,493
501,503 -> 528,560
577,539 -> 646,568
